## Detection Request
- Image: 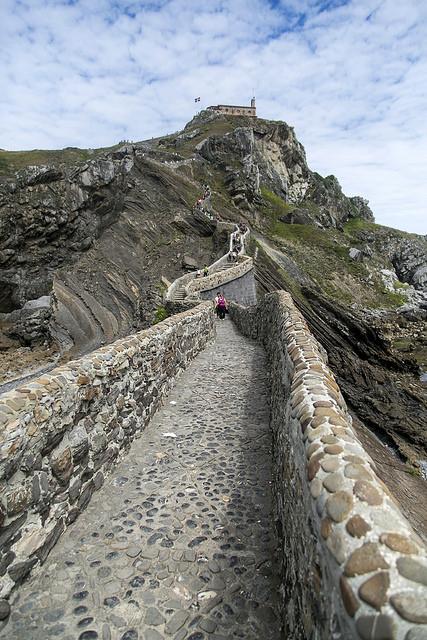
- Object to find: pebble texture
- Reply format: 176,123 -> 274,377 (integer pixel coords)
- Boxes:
0,321 -> 281,639
230,291 -> 427,640
0,304 -> 214,599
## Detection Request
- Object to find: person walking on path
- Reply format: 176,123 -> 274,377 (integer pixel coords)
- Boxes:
214,292 -> 220,315
215,292 -> 228,319
203,264 -> 209,277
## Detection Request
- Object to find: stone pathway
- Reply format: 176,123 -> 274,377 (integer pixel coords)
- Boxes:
1,321 -> 281,640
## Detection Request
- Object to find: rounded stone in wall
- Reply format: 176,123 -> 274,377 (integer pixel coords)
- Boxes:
346,515 -> 371,538
344,543 -> 389,577
390,592 -> 427,624
326,491 -> 353,521
0,599 -> 10,621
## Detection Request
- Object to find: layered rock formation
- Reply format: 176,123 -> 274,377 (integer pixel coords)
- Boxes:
0,145 -> 232,369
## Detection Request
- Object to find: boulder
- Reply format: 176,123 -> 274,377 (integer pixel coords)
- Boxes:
349,248 -> 363,261
182,256 -> 198,271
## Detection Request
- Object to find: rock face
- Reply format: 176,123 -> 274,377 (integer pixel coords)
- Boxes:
390,238 -> 427,290
350,224 -> 427,291
0,144 -> 229,361
194,114 -> 374,227
0,111 -> 382,366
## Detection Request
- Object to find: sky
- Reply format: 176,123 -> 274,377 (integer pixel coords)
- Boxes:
1,0 -> 426,234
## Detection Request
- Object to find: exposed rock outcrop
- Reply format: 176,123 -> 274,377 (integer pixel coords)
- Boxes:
254,242 -> 427,469
391,239 -> 427,289
193,114 -> 374,227
0,146 -> 230,363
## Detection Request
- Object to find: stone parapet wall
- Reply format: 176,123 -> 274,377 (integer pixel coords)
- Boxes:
164,298 -> 201,316
0,303 -> 214,598
230,292 -> 427,640
200,270 -> 257,307
185,257 -> 253,296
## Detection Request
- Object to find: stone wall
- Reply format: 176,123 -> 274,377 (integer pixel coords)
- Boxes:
230,292 -> 427,640
185,257 -> 254,297
0,303 -> 214,599
208,105 -> 256,117
200,270 -> 257,307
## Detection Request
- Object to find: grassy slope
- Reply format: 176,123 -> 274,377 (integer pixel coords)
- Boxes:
258,187 -> 408,309
0,145 -> 120,178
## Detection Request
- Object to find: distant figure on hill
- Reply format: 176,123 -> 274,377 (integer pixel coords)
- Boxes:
203,264 -> 209,277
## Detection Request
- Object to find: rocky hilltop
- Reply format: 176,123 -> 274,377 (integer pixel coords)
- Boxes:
0,110 -> 426,482
191,112 -> 374,228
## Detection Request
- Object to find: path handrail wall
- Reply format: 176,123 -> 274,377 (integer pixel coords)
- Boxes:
230,291 -> 427,640
202,225 -> 251,275
0,303 -> 214,599
229,225 -> 250,255
185,256 -> 253,296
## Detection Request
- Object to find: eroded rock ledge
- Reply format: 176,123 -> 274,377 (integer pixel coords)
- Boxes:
230,292 -> 427,640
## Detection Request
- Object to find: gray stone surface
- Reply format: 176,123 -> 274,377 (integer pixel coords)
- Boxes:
0,321 -> 280,639
200,269 -> 257,307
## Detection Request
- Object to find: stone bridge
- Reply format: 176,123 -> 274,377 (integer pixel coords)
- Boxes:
165,224 -> 256,313
0,223 -> 426,639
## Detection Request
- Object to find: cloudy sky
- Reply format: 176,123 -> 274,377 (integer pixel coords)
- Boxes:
1,0 -> 426,234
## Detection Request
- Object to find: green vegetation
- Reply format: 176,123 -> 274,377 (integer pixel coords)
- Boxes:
153,306 -> 168,324
393,280 -> 409,290
259,187 -> 295,226
343,217 -> 377,234
0,145 -> 120,177
259,214 -> 410,310
381,291 -> 406,307
406,465 -> 420,477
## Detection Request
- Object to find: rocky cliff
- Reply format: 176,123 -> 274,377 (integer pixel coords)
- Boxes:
185,112 -> 374,228
0,142 -> 235,373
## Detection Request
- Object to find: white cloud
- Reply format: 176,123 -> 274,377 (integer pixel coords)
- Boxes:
0,0 -> 426,234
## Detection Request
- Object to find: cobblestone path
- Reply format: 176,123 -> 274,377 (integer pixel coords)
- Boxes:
3,321 -> 281,640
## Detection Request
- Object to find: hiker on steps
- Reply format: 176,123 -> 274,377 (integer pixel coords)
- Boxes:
203,264 -> 209,277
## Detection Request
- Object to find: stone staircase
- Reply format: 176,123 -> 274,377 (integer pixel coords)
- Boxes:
170,283 -> 186,302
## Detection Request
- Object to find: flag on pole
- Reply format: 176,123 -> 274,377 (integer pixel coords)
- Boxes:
194,97 -> 201,102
